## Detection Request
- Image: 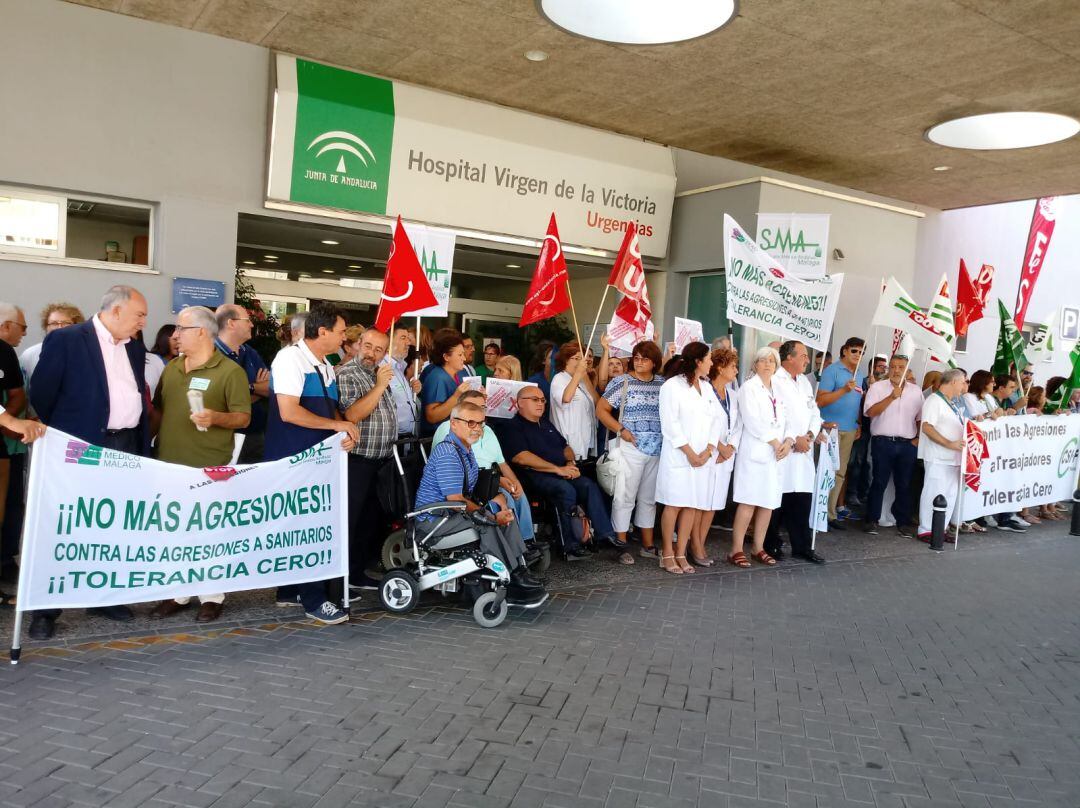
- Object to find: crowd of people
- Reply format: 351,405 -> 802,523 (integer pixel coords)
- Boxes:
0,284 -> 1076,640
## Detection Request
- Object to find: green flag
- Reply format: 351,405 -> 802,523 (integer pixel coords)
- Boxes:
1046,342 -> 1080,413
992,299 -> 1029,376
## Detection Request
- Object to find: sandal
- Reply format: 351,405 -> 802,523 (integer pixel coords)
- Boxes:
727,552 -> 751,568
752,550 -> 777,566
968,522 -> 987,533
618,552 -> 635,566
675,555 -> 695,574
660,555 -> 683,575
690,554 -> 714,567
0,591 -> 14,608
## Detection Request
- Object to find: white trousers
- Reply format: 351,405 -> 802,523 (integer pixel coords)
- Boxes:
174,594 -> 225,605
918,462 -> 960,535
611,441 -> 660,533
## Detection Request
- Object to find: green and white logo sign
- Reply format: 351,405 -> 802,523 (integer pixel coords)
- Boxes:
288,59 -> 395,213
756,213 -> 831,279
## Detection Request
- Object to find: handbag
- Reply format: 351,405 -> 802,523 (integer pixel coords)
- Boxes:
595,376 -> 630,497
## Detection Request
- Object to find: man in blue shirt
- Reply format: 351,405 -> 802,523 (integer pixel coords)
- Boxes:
501,385 -> 617,560
214,304 -> 269,463
414,401 -> 545,605
815,337 -> 865,530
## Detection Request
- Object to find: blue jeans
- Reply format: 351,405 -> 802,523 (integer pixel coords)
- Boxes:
520,471 -> 615,549
867,437 -> 917,525
501,488 -> 535,541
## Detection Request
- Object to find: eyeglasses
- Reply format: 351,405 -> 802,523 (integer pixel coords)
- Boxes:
4,321 -> 26,332
46,320 -> 74,329
452,417 -> 486,429
519,396 -> 546,403
231,317 -> 252,323
174,325 -> 201,332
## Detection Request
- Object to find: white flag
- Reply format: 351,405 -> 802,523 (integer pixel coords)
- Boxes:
810,429 -> 841,533
871,276 -> 953,361
1027,311 -> 1057,364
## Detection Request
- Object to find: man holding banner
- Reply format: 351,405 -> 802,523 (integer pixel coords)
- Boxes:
917,369 -> 967,541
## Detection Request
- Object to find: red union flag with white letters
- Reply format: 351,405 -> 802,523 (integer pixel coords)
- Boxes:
608,223 -> 651,319
963,420 -> 990,492
1013,196 -> 1057,331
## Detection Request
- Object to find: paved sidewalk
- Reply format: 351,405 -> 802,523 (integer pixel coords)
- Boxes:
1,524 -> 1079,807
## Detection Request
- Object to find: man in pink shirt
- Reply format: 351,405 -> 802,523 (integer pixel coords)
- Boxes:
861,354 -> 922,537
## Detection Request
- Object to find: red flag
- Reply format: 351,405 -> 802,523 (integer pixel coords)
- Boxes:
608,223 -> 651,318
1014,196 -> 1057,331
374,217 -> 439,334
963,420 -> 990,492
955,260 -> 995,337
519,214 -> 571,327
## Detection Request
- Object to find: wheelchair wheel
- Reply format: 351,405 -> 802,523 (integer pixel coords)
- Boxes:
379,569 -> 419,614
536,544 -> 552,572
472,591 -> 508,628
381,529 -> 411,570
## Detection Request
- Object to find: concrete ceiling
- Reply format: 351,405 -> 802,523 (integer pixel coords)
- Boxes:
67,0 -> 1080,210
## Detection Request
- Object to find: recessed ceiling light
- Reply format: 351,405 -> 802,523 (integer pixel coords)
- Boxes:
242,260 -> 256,265
264,254 -> 278,259
347,264 -> 362,269
322,269 -> 335,274
524,50 -> 548,62
321,239 -> 339,245
538,0 -> 736,45
506,263 -> 521,268
926,111 -> 1080,150
933,165 -> 951,172
299,273 -> 311,279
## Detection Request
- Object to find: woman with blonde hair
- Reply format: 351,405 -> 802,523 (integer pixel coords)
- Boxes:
729,346 -> 789,568
493,354 -> 523,381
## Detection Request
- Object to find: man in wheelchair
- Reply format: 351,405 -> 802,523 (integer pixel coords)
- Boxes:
413,401 -> 547,607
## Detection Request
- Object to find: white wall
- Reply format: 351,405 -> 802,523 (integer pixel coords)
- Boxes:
0,0 -> 269,347
915,195 -> 1080,384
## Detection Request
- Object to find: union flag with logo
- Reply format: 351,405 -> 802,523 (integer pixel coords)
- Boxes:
519,214 -> 571,327
374,216 -> 439,333
963,420 -> 990,492
608,223 -> 651,319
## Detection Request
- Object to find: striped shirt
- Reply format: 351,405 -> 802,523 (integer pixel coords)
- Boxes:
336,358 -> 398,459
415,432 -> 477,519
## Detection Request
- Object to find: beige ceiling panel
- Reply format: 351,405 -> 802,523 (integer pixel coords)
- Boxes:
118,0 -> 212,26
262,13 -> 415,74
69,0 -> 122,9
194,0 -> 287,42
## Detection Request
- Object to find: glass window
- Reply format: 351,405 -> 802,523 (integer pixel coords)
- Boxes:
0,191 -> 64,257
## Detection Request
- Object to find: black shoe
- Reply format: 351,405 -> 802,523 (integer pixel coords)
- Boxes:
862,521 -> 880,535
996,518 -> 1027,533
510,568 -> 544,593
513,566 -> 543,586
764,547 -> 784,559
564,545 -> 590,561
896,524 -> 916,539
828,519 -> 847,531
506,585 -> 546,606
28,614 -> 56,640
88,605 -> 135,622
601,535 -> 627,549
794,551 -> 826,565
351,574 -> 380,591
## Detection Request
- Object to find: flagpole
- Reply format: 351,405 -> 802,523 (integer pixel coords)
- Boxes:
584,285 -> 612,354
954,436 -> 966,550
414,315 -> 421,379
566,285 -> 584,353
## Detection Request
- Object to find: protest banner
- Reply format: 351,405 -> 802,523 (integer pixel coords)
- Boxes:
461,375 -> 483,391
724,214 -> 843,352
673,317 -> 704,352
756,212 -> 830,278
810,428 -> 840,535
958,414 -> 1080,520
16,430 -> 348,612
485,378 -> 531,419
401,221 -> 456,318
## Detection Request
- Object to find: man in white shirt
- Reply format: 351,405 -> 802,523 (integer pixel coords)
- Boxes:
385,325 -> 421,437
766,341 -> 827,564
917,368 -> 968,541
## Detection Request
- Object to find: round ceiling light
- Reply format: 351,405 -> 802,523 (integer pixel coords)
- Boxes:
524,50 -> 548,62
538,0 -> 736,45
926,111 -> 1080,150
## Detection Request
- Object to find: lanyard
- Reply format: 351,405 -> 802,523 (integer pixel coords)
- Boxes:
936,390 -> 963,421
717,390 -> 731,425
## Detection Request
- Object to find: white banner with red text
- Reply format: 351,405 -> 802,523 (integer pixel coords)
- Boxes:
16,430 -> 348,611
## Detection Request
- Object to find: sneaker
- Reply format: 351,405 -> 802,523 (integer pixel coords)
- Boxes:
896,525 -> 916,539
306,601 -> 350,624
862,521 -> 880,535
1014,516 -> 1032,528
828,519 -> 847,532
639,545 -> 659,559
996,518 -> 1027,533
837,507 -> 853,520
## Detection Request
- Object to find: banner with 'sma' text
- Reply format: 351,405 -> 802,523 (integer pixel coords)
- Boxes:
959,414 -> 1080,520
16,430 -> 348,611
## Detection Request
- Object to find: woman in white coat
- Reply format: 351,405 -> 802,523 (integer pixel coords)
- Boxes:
730,346 -> 791,568
657,342 -> 719,575
689,347 -> 740,566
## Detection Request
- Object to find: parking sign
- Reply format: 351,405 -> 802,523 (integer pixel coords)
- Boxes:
1062,306 -> 1080,342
